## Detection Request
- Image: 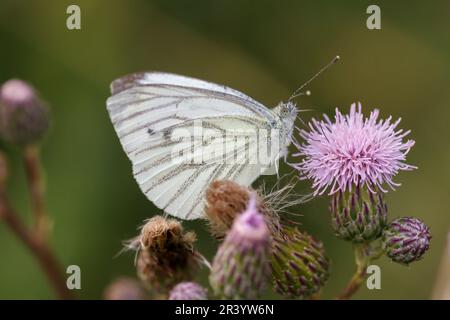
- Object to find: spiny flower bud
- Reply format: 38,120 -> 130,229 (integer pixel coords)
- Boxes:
271,226 -> 329,299
209,196 -> 271,299
330,186 -> 387,243
0,79 -> 49,146
382,217 -> 431,265
132,216 -> 200,293
205,180 -> 250,239
205,180 -> 280,239
103,277 -> 146,300
169,282 -> 208,300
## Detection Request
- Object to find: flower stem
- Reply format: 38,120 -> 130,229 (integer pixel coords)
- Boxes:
23,145 -> 48,240
337,243 -> 369,300
0,152 -> 74,299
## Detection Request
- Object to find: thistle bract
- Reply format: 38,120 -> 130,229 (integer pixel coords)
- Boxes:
271,226 -> 329,299
330,186 -> 388,242
209,196 -> 271,299
382,217 -> 431,265
169,282 -> 207,300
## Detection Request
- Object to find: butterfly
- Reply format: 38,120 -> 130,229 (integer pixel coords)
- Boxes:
106,72 -> 300,220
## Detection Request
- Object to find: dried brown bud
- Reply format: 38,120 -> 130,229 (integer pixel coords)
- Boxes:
133,216 -> 200,293
139,215 -> 197,251
103,277 -> 146,300
205,180 -> 250,238
205,180 -> 280,239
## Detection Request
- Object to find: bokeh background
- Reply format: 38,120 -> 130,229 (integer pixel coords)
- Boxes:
0,0 -> 449,299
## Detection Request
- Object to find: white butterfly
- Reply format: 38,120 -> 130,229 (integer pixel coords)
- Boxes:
106,72 -> 298,220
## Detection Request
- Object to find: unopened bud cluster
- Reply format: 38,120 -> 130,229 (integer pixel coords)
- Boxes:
329,183 -> 430,264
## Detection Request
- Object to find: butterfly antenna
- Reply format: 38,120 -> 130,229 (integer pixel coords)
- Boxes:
288,55 -> 340,102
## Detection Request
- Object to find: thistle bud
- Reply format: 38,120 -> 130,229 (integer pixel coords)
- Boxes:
205,180 -> 280,239
133,216 -> 200,293
0,79 -> 49,146
169,282 -> 208,300
103,277 -> 146,300
271,226 -> 329,299
209,196 -> 271,299
330,186 -> 387,243
382,217 -> 431,265
205,180 -> 250,239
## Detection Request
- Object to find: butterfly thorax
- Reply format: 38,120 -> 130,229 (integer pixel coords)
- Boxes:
273,101 -> 297,156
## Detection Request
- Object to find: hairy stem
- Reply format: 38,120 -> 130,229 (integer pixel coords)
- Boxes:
0,189 -> 73,299
23,145 -> 48,240
0,152 -> 74,299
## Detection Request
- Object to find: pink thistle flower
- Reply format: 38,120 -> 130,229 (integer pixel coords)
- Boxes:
291,103 -> 416,195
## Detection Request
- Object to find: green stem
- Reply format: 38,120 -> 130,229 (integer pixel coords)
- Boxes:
337,243 -> 370,300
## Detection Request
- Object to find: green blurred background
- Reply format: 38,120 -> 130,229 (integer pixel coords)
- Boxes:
0,0 -> 449,299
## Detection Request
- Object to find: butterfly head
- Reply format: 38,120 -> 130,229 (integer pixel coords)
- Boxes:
273,101 -> 297,160
279,101 -> 297,121
275,101 -> 297,132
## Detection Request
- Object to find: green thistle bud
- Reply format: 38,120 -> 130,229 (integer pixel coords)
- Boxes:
0,79 -> 49,146
209,196 -> 271,299
382,217 -> 431,265
271,226 -> 329,299
330,186 -> 387,243
169,282 -> 208,300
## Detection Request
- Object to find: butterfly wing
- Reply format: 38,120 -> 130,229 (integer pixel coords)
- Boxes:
107,72 -> 282,220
